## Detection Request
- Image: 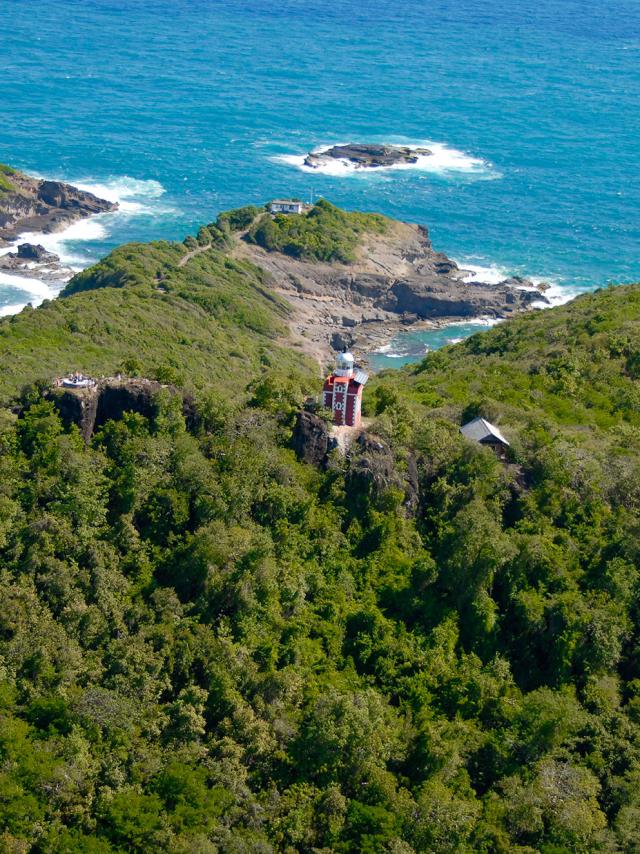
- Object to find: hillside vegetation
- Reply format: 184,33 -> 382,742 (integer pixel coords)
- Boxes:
246,198 -> 389,263
1,214 -> 640,851
0,163 -> 18,194
0,238 -> 315,406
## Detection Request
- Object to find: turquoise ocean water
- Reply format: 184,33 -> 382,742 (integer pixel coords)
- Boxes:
1,0 -> 639,364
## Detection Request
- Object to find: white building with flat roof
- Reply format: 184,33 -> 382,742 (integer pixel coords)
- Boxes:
269,199 -> 304,214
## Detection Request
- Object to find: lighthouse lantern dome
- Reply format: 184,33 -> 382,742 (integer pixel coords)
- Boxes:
335,351 -> 355,376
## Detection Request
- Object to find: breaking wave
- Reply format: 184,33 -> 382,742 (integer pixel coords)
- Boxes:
458,260 -> 583,308
0,270 -> 56,313
273,140 -> 499,179
9,175 -> 173,265
0,175 -> 176,316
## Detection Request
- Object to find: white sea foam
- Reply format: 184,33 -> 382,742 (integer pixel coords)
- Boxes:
14,217 -> 110,265
459,260 -> 583,309
0,175 -> 174,316
9,175 -> 172,267
0,273 -> 54,306
0,302 -> 28,317
460,262 -> 512,286
530,280 -> 584,309
273,141 -> 496,179
73,176 -> 169,215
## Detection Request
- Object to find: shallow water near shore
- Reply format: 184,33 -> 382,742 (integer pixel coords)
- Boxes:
1,0 -> 639,363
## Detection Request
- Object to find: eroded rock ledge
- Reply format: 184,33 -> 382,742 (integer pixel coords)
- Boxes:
47,378 -> 197,442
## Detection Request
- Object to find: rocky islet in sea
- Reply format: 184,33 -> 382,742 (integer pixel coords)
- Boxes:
304,143 -> 433,170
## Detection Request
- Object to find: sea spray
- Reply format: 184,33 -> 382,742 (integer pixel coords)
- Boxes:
273,141 -> 498,179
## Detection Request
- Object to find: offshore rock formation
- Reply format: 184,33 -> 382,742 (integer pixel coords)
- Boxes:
0,168 -> 116,243
0,242 -> 76,286
304,143 -> 432,170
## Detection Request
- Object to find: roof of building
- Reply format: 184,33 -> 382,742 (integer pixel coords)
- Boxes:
270,199 -> 303,206
323,373 -> 367,391
460,417 -> 509,446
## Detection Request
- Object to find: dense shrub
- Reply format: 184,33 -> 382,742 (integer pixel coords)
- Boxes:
246,197 -> 388,262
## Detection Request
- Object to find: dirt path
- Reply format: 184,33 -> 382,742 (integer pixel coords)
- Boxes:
177,243 -> 212,268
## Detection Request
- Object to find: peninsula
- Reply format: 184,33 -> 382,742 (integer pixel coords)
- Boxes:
232,199 -> 547,361
2,190 -> 549,365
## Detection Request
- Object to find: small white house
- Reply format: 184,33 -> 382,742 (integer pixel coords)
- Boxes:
269,199 -> 304,215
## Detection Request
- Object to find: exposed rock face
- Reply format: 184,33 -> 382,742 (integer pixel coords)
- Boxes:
50,385 -> 100,444
331,331 -> 355,352
0,241 -> 74,287
0,168 -> 116,242
346,433 -> 419,515
234,219 -> 548,364
17,242 -> 55,261
291,411 -> 330,466
47,378 -> 196,442
304,144 -> 432,170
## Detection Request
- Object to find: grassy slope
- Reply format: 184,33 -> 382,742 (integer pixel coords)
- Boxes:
371,283 -> 640,451
0,199 -> 393,404
0,238 -> 316,404
0,163 -> 18,194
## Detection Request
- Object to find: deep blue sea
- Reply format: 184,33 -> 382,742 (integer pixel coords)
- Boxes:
1,0 -> 639,365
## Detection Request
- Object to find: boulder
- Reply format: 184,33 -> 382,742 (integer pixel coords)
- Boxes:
331,331 -> 355,352
17,242 -> 59,262
291,411 -> 330,466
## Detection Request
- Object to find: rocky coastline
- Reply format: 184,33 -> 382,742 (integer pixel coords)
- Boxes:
233,216 -> 549,364
304,143 -> 433,170
0,165 -> 117,288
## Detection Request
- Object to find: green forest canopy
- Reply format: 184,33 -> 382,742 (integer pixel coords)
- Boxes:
1,208 -> 640,851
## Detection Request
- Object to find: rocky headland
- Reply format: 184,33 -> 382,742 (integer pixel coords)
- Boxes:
0,164 -> 116,286
233,211 -> 548,363
304,143 -> 433,170
0,165 -> 117,242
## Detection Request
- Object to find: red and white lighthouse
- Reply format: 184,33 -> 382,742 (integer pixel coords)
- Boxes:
323,352 -> 368,427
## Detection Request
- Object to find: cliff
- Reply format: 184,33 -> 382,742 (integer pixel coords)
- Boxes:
47,377 -> 199,442
0,163 -> 116,243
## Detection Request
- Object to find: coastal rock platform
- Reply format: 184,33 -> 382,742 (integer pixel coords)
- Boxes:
234,218 -> 548,364
0,168 -> 117,243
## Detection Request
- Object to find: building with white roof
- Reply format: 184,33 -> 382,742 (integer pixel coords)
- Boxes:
460,417 -> 510,453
